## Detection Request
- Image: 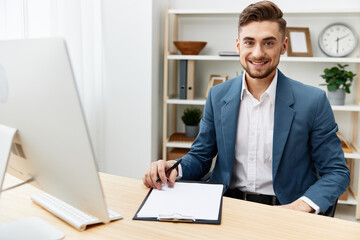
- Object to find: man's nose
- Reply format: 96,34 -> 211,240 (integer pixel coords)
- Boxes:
252,44 -> 264,59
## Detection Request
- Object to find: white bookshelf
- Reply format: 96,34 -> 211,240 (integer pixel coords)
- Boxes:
166,98 -> 206,105
167,98 -> 360,112
168,9 -> 360,15
332,105 -> 360,112
168,55 -> 360,63
166,141 -> 192,148
338,191 -> 358,206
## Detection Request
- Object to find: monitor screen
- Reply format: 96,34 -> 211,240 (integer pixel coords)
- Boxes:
0,38 -> 110,223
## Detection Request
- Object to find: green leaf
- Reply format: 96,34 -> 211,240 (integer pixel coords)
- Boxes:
328,84 -> 337,91
328,77 -> 336,84
337,64 -> 348,69
336,79 -> 345,85
330,67 -> 339,73
326,71 -> 336,77
345,86 -> 351,94
347,72 -> 355,77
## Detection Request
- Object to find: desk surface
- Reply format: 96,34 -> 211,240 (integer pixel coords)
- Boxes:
0,173 -> 359,240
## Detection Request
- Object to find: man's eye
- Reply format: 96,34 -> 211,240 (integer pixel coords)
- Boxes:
245,41 -> 254,45
265,42 -> 274,46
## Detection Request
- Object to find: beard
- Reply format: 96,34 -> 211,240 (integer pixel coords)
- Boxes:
243,65 -> 276,79
241,58 -> 278,79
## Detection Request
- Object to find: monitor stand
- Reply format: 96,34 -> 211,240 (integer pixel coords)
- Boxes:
0,217 -> 65,240
0,124 -> 64,239
0,124 -> 17,195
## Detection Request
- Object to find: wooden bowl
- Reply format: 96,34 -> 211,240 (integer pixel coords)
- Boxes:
173,41 -> 207,55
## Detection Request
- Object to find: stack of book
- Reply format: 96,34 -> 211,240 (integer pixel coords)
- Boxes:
179,60 -> 195,100
218,51 -> 239,56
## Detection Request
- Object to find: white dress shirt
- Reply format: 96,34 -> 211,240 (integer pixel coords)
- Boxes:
179,70 -> 320,213
229,70 -> 277,195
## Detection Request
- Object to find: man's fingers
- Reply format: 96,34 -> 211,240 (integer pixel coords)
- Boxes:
142,175 -> 150,188
143,169 -> 153,188
142,160 -> 180,189
157,160 -> 168,186
149,162 -> 162,189
166,161 -> 178,186
168,168 -> 178,186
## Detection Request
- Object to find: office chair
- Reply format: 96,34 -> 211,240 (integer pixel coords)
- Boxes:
323,199 -> 338,217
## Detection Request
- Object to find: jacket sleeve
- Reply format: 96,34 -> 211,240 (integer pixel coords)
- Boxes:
303,91 -> 350,213
180,88 -> 218,180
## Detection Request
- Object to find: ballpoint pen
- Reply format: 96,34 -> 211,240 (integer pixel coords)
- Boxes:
156,159 -> 182,183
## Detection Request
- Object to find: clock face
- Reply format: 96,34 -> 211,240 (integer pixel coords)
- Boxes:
319,23 -> 357,57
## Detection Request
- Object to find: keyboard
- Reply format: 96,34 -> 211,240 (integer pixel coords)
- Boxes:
31,193 -> 123,231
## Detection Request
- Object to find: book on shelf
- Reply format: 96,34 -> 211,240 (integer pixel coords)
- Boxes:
187,60 -> 195,100
218,51 -> 239,56
178,60 -> 196,100
179,60 -> 187,99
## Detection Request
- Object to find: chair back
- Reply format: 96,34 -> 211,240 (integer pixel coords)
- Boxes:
323,199 -> 338,217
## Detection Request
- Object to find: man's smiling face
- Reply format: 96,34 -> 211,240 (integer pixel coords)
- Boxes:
236,21 -> 287,81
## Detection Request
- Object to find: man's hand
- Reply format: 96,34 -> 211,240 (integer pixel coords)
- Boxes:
142,160 -> 178,190
278,199 -> 315,213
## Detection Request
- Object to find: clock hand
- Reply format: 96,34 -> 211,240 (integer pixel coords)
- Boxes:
338,35 -> 347,41
336,37 -> 339,53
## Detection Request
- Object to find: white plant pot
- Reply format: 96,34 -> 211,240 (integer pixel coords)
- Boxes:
327,89 -> 345,105
185,125 -> 199,138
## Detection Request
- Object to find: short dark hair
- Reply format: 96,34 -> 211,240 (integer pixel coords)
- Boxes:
238,1 -> 287,39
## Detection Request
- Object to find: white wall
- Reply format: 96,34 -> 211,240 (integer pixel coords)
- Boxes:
101,0 -> 166,179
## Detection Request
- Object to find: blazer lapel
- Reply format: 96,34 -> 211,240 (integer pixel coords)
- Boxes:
273,70 -> 295,179
221,76 -> 242,168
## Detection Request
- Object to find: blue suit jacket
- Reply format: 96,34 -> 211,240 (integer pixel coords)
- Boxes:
180,70 -> 350,213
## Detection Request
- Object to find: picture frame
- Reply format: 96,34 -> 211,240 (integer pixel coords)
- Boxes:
205,75 -> 228,99
286,27 -> 313,57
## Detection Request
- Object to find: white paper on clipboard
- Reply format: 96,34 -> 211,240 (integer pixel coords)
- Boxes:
136,182 -> 223,221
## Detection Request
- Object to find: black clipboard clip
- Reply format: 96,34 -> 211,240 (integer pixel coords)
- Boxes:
157,213 -> 195,223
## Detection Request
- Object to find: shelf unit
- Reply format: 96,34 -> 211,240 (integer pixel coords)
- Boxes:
168,55 -> 360,63
162,8 -> 360,218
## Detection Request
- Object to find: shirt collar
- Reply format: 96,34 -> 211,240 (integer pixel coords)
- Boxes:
240,69 -> 278,104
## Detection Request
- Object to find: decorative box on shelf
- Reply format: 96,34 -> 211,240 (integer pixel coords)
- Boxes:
168,148 -> 189,160
169,133 -> 196,143
336,132 -> 353,153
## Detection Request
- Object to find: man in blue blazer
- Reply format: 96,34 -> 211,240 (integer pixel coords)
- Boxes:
143,1 -> 350,214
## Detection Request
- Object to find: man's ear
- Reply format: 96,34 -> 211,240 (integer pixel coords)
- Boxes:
281,37 -> 288,55
235,37 -> 240,55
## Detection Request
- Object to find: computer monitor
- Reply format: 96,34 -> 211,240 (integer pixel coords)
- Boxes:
0,38 -> 110,224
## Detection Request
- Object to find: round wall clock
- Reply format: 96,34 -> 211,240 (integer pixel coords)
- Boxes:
318,23 -> 358,57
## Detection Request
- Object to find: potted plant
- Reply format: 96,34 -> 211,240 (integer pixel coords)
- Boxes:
181,107 -> 202,138
320,64 -> 356,105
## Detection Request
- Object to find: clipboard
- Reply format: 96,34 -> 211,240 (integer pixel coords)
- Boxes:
133,181 -> 224,224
